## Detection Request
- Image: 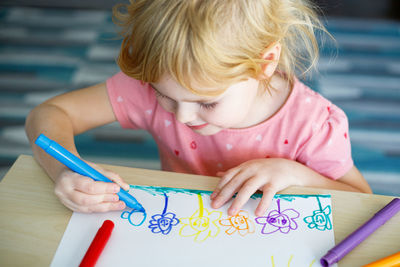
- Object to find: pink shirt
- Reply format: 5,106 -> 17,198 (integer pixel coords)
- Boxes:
107,72 -> 353,179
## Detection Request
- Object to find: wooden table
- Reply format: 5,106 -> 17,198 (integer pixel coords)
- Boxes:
0,155 -> 399,267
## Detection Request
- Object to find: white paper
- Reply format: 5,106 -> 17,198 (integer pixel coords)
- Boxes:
51,185 -> 336,267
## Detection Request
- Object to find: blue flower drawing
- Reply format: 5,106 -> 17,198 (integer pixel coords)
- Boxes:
148,193 -> 179,235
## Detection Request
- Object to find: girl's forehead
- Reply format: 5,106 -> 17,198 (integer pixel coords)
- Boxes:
154,74 -> 228,100
160,74 -> 226,91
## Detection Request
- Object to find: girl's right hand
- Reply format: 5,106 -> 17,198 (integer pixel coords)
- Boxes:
54,165 -> 130,213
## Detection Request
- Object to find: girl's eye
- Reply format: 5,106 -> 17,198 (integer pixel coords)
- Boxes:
199,102 -> 218,110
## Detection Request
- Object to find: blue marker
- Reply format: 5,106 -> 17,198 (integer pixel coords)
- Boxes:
35,134 -> 145,212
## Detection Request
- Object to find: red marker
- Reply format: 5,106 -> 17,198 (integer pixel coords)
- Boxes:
80,220 -> 114,267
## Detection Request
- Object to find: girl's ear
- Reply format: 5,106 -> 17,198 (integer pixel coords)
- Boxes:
261,42 -> 281,78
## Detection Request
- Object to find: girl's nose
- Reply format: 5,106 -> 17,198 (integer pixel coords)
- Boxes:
175,103 -> 197,124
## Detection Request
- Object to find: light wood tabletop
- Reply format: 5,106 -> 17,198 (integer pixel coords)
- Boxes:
0,155 -> 399,267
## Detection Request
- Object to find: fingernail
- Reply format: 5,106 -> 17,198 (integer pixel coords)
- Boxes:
255,209 -> 262,217
113,186 -> 120,193
118,201 -> 125,209
112,194 -> 119,201
228,208 -> 237,216
212,199 -> 220,208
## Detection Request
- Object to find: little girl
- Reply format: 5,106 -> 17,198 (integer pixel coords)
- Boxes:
25,0 -> 372,215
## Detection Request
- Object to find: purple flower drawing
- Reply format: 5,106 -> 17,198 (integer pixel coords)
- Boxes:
255,199 -> 300,234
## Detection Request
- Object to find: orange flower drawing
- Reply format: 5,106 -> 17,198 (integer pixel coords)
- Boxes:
219,210 -> 255,236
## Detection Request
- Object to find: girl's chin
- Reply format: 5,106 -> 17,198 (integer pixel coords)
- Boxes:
193,125 -> 223,136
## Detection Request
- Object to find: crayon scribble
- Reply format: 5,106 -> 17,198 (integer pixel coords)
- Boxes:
121,208 -> 147,227
271,255 -> 275,267
179,193 -> 222,242
148,192 -> 180,235
219,210 -> 255,236
255,199 -> 299,234
303,196 -> 332,231
287,254 -> 294,266
120,188 -> 146,226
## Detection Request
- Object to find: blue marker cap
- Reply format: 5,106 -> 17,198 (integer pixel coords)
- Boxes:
35,134 -> 145,212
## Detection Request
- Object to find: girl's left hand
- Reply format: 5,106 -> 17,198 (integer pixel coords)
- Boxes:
210,158 -> 301,217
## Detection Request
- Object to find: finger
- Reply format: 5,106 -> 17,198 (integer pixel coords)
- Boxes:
86,162 -> 130,191
255,184 -> 277,216
90,201 -> 126,213
210,168 -> 241,200
61,194 -> 124,213
211,170 -> 250,209
70,191 -> 120,206
84,201 -> 126,213
227,177 -> 260,216
103,171 -> 130,191
75,178 -> 120,195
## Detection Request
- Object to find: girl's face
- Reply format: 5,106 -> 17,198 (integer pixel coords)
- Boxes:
151,74 -> 266,136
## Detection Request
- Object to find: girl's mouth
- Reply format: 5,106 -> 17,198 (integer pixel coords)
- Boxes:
187,123 -> 209,130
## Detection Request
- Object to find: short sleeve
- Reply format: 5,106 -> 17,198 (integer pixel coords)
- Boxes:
297,106 -> 353,179
106,72 -> 157,130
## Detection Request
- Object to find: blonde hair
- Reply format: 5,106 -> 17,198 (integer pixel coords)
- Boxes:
113,0 -> 328,96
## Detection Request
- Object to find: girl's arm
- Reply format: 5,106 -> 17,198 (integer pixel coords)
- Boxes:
298,163 -> 372,193
25,82 -> 129,212
210,158 -> 372,217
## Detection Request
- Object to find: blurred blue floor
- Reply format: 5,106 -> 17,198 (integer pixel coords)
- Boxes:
0,7 -> 399,196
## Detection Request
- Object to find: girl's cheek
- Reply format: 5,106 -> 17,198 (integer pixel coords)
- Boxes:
201,109 -> 226,125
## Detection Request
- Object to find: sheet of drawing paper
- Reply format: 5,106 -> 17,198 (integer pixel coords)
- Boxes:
51,185 -> 337,267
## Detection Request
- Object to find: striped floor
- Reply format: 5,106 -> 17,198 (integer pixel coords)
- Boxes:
0,7 -> 399,196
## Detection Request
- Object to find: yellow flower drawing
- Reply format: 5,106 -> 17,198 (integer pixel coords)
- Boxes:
179,194 -> 222,242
